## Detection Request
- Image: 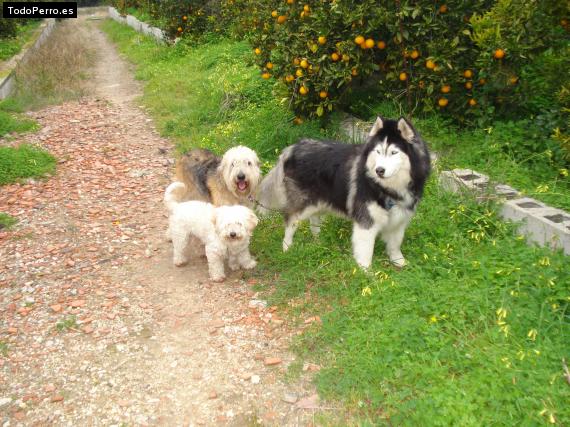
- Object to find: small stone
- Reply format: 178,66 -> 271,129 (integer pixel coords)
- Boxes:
240,373 -> 252,381
44,384 -> 56,393
50,304 -> 62,313
69,300 -> 86,308
0,397 -> 12,408
51,395 -> 64,403
251,375 -> 261,384
263,411 -> 278,421
248,299 -> 267,309
208,391 -> 217,399
264,357 -> 282,366
296,394 -> 319,409
82,326 -> 94,334
282,392 -> 298,404
117,399 -> 129,407
14,411 -> 26,421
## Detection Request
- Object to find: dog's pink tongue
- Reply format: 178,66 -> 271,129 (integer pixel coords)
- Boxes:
238,181 -> 247,191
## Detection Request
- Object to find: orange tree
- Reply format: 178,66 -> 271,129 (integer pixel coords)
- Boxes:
243,0 -> 568,125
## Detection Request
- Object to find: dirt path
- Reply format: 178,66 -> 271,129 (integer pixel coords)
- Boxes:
1,10 -> 318,426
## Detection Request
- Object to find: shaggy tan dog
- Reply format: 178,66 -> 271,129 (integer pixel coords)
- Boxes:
175,146 -> 261,207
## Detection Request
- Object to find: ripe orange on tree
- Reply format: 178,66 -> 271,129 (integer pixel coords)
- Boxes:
410,50 -> 420,59
377,40 -> 386,49
177,27 -> 182,32
441,84 -> 451,93
299,85 -> 309,95
351,67 -> 359,76
342,54 -> 350,62
261,72 -> 271,79
508,76 -> 519,85
465,81 -> 473,89
303,4 -> 310,12
266,62 -> 273,69
493,48 -> 505,59
271,10 -> 278,18
438,98 -> 449,107
296,68 -> 304,77
399,72 -> 408,81
468,98 -> 477,106
426,59 -> 436,70
293,58 -> 300,65
182,16 -> 187,21
318,36 -> 327,45
300,59 -> 309,69
285,74 -> 294,83
463,69 -> 473,78
439,4 -> 448,13
365,38 -> 375,49
319,90 -> 328,99
478,78 -> 486,85
331,52 -> 340,61
254,48 -> 261,55
277,15 -> 287,24
354,35 -> 365,45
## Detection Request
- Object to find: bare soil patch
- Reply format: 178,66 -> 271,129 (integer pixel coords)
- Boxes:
1,9 -> 318,426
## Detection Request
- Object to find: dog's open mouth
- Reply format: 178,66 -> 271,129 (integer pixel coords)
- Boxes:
236,180 -> 249,193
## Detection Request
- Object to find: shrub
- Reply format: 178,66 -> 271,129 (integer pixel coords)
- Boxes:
244,0 -> 568,125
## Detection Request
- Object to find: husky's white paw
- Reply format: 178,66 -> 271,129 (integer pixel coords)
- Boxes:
390,256 -> 407,268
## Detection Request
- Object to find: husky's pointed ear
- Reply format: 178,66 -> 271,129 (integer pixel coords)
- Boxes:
397,117 -> 416,143
369,116 -> 384,137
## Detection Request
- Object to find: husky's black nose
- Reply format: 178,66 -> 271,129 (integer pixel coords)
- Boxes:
237,172 -> 246,181
230,231 -> 237,238
376,166 -> 386,177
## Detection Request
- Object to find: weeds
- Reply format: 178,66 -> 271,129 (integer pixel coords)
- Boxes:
0,341 -> 8,356
0,212 -> 17,229
13,21 -> 94,110
0,144 -> 56,185
56,316 -> 78,332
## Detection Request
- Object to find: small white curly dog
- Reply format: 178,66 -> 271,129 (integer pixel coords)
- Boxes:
164,182 -> 259,282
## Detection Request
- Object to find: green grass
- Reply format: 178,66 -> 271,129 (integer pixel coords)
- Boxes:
101,20 -> 570,426
0,212 -> 17,229
55,316 -> 78,332
0,144 -> 56,185
0,20 -> 42,62
0,99 -> 38,136
0,341 -> 8,356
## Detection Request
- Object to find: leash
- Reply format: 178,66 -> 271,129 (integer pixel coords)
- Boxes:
248,195 -> 283,215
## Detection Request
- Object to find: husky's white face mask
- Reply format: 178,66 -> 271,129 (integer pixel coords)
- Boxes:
366,138 -> 411,181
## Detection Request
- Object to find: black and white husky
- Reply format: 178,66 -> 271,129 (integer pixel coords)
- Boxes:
256,116 -> 431,269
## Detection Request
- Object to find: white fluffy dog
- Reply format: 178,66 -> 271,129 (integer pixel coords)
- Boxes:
164,182 -> 259,282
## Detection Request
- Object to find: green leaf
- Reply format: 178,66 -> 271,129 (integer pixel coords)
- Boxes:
316,105 -> 324,116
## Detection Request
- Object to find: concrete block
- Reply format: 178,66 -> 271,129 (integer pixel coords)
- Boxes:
152,27 -> 165,41
341,115 -> 369,143
500,198 -> 570,254
439,169 -> 490,194
126,15 -> 142,32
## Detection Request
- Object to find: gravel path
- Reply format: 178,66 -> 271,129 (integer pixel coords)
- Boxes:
0,9 -> 319,426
